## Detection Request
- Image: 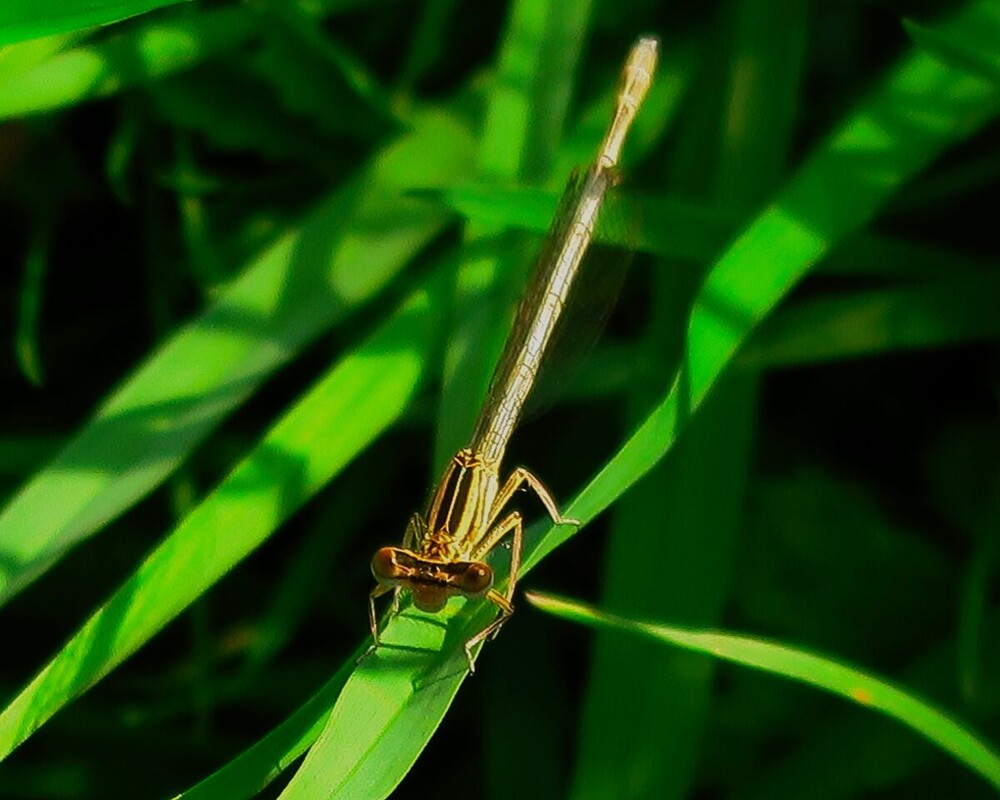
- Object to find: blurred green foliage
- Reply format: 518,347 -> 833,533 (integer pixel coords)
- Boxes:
0,0 -> 997,798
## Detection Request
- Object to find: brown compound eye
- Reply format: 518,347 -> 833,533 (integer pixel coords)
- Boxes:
456,562 -> 493,596
371,547 -> 405,583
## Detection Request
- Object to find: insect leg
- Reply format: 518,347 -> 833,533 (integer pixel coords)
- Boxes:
463,511 -> 523,672
486,466 -> 579,530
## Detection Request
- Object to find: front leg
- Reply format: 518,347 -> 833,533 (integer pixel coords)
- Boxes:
487,466 -> 579,531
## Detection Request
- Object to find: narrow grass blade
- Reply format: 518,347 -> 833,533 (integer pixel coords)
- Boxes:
432,0 -> 594,467
527,591 -> 1000,792
571,374 -> 759,800
573,1 -> 804,795
733,609 -> 1000,798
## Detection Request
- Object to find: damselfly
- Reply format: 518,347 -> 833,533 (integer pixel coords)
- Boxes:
368,35 -> 658,672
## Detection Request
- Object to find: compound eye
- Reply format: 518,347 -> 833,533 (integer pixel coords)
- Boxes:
371,547 -> 404,583
457,562 -> 493,596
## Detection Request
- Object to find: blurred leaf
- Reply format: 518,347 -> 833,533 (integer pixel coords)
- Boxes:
0,6 -> 257,118
573,1 -> 805,795
0,0 -> 192,47
527,591 -> 1000,791
904,9 -> 1000,81
440,183 -> 992,279
741,271 -> 1000,367
247,3 -> 400,135
571,373 -> 758,800
737,469 -> 951,660
927,421 -> 1000,535
0,30 -> 85,77
150,63 -> 344,164
0,437 -> 64,480
432,0 -> 596,468
14,220 -> 50,387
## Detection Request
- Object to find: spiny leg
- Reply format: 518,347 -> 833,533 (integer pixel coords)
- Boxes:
487,466 -> 579,532
464,511 -> 523,672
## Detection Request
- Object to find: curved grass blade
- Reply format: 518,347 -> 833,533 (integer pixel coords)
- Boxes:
525,591 -> 1000,791
0,109 -> 473,607
0,270 -> 447,761
266,4 -> 1000,798
734,608 -> 1000,798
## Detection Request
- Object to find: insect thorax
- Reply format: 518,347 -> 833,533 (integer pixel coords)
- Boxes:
422,448 -> 500,560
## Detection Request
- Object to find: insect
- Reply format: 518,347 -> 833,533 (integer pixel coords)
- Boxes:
368,35 -> 658,672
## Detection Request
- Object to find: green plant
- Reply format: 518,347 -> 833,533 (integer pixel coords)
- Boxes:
0,0 -> 998,797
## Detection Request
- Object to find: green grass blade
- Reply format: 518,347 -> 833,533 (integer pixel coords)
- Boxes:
276,612 -> 473,800
440,184 -> 991,280
732,609 -> 1000,798
526,0 -> 1000,571
0,273 -> 446,760
258,4 -> 1000,798
0,110 -> 473,606
0,6 -> 256,118
571,374 -> 759,800
0,0 -> 192,46
526,591 -> 1000,792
